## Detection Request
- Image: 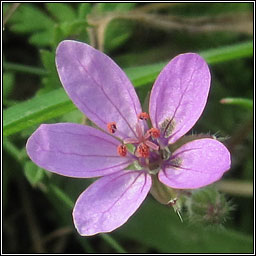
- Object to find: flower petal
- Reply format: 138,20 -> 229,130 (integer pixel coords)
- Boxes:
56,40 -> 142,139
73,170 -> 151,236
149,53 -> 211,144
26,123 -> 133,178
159,139 -> 231,189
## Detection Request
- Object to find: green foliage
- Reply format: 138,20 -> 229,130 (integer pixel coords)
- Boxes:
46,3 -> 76,22
10,4 -> 54,33
39,49 -> 61,94
116,198 -> 253,253
93,3 -> 136,13
3,72 -> 14,98
78,3 -> 92,19
3,2 -> 253,254
220,97 -> 253,111
8,3 -> 89,48
9,4 -> 54,47
92,3 -> 137,52
3,89 -> 76,136
24,161 -> 45,187
7,3 -> 136,51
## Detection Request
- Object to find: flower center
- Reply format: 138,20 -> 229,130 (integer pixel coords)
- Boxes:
106,113 -> 173,174
136,143 -> 150,158
107,112 -> 164,163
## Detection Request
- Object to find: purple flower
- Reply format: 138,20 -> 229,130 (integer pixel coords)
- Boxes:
26,40 -> 231,236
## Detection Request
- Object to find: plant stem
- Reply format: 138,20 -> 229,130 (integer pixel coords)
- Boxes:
48,183 -> 127,253
4,62 -> 49,76
216,180 -> 253,197
100,233 -> 127,253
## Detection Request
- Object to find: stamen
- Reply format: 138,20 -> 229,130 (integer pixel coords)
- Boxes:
138,112 -> 149,120
123,138 -> 139,144
107,122 -> 117,134
137,143 -> 150,158
145,140 -> 159,151
148,128 -> 160,138
117,144 -> 127,157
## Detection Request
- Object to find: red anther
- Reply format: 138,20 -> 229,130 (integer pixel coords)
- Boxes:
138,112 -> 149,120
148,128 -> 160,138
117,145 -> 127,157
107,122 -> 117,134
137,143 -> 150,158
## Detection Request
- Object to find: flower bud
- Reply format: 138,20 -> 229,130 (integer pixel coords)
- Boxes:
185,186 -> 234,225
150,175 -> 185,221
150,175 -> 179,204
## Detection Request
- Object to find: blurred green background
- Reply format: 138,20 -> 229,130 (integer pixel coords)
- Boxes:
3,3 -> 253,253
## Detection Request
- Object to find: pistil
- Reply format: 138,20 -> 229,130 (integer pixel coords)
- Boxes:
109,112 -> 161,160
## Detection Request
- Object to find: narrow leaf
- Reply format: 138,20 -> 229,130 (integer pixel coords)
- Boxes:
3,89 -> 76,136
220,97 -> 253,110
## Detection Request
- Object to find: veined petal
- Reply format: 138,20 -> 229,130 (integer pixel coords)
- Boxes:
56,40 -> 142,139
159,139 -> 231,189
26,123 -> 133,178
149,53 -> 211,144
73,170 -> 151,236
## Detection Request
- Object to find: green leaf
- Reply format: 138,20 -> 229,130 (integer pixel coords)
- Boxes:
116,198 -> 253,253
3,41 -> 253,137
40,49 -> 55,70
104,19 -> 134,52
47,183 -> 74,209
3,89 -> 76,136
78,3 -> 92,19
39,49 -> 61,93
60,20 -> 88,37
3,62 -> 48,76
10,4 -> 54,33
8,4 -> 55,47
3,72 -> 14,98
125,62 -> 165,87
46,3 -> 76,22
29,30 -> 54,47
125,40 -> 253,88
201,41 -> 253,64
220,97 -> 253,110
93,3 -> 136,52
3,137 -> 23,163
53,20 -> 88,48
24,161 -> 45,186
93,3 -> 136,13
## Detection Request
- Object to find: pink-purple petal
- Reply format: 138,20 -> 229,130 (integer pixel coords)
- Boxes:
56,40 -> 142,139
26,123 -> 133,178
149,53 -> 211,144
158,138 -> 231,189
73,170 -> 151,236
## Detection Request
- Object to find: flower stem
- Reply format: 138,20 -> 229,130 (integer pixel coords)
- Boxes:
48,183 -> 127,253
4,62 -> 49,76
216,180 -> 253,197
100,233 -> 127,253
